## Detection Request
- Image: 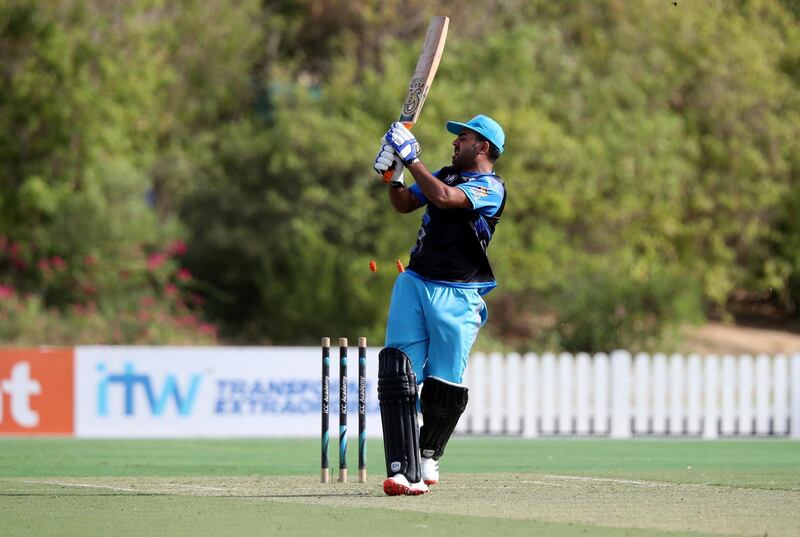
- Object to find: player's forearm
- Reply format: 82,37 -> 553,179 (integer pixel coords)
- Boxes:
406,161 -> 445,201
388,184 -> 418,213
407,161 -> 466,208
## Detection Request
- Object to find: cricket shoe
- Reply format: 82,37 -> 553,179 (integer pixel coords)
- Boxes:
421,457 -> 439,486
383,474 -> 430,496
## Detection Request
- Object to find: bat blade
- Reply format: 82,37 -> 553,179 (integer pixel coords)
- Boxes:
383,16 -> 449,182
399,16 -> 449,125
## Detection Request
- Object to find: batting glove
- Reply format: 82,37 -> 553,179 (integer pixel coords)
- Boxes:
384,122 -> 421,166
373,143 -> 405,187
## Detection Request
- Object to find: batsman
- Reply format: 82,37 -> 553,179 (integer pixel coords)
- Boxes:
372,114 -> 507,495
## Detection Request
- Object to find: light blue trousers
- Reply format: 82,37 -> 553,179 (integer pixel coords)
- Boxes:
384,271 -> 488,385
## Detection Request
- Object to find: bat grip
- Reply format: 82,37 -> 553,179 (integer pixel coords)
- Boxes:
383,162 -> 404,183
382,122 -> 414,183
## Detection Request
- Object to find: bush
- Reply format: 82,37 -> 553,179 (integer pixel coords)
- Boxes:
0,238 -> 217,345
551,260 -> 704,353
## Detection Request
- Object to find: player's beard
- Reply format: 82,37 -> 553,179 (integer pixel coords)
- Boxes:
451,143 -> 479,171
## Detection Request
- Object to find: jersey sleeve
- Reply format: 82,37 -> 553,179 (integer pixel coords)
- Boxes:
457,176 -> 505,216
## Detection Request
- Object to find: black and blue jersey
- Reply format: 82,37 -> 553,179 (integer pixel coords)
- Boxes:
406,166 -> 506,294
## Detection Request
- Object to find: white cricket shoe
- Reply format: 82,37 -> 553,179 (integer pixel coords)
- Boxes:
421,457 -> 439,485
382,474 -> 430,496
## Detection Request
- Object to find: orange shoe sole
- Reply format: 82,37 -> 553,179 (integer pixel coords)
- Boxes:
383,477 -> 429,496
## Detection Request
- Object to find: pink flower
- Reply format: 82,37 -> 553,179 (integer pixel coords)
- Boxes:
199,323 -> 218,337
177,315 -> 198,327
0,285 -> 15,299
50,256 -> 66,270
140,296 -> 156,308
176,268 -> 192,282
147,252 -> 167,271
168,240 -> 187,256
38,259 -> 51,272
84,255 -> 97,267
164,283 -> 178,297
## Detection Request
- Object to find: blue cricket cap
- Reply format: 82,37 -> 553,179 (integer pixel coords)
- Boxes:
446,114 -> 505,154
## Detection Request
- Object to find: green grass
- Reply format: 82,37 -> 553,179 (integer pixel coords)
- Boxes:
2,437 -> 798,488
1,438 -> 799,537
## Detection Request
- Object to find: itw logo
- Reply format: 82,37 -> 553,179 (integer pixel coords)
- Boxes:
97,362 -> 201,416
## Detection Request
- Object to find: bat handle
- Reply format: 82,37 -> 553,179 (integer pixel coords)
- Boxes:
382,122 -> 413,183
382,161 -> 404,183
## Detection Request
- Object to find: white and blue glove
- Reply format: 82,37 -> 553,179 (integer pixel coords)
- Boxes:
384,122 -> 421,166
373,143 -> 405,187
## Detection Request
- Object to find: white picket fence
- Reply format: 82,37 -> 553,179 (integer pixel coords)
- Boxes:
456,351 -> 800,438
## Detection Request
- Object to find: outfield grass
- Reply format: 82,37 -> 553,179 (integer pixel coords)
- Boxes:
1,437 -> 798,536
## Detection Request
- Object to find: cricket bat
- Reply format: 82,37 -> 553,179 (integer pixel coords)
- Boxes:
383,15 -> 449,183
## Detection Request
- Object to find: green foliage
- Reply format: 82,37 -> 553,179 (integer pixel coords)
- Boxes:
550,256 -> 703,353
3,0 -> 800,349
0,0 -> 237,343
0,239 -> 216,344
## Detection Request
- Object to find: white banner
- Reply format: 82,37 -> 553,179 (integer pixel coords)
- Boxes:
75,346 -> 380,438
